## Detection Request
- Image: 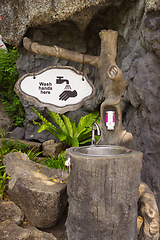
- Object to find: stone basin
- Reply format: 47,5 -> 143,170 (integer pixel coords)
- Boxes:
72,145 -> 131,157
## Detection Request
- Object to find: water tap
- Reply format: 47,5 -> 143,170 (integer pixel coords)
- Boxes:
91,123 -> 101,145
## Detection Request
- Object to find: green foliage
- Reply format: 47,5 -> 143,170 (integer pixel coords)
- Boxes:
1,139 -> 30,153
0,48 -> 25,126
32,108 -> 100,147
0,151 -> 12,199
26,148 -> 43,162
0,128 -> 6,139
43,151 -> 67,171
0,168 -> 11,199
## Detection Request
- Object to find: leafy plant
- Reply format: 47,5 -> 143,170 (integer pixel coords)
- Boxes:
43,151 -> 67,171
0,48 -> 25,126
32,108 -> 100,147
26,148 -> 43,162
1,139 -> 30,153
0,170 -> 10,199
0,128 -> 6,139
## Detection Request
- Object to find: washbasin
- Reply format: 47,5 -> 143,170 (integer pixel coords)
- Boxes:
72,145 -> 131,157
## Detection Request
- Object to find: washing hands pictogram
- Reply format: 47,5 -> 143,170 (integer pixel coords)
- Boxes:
59,90 -> 77,101
56,76 -> 77,101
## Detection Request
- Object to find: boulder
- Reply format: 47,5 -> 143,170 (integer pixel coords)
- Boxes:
42,140 -> 64,158
0,200 -> 24,225
2,152 -> 68,228
18,139 -> 42,153
0,220 -> 57,240
0,0 -> 127,47
8,127 -> 25,140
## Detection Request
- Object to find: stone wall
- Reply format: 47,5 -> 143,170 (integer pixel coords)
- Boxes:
1,0 -> 160,211
117,1 -> 160,210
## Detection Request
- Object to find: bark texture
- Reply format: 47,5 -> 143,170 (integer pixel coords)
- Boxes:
65,147 -> 142,240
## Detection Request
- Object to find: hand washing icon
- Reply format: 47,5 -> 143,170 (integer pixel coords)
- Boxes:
56,76 -> 77,101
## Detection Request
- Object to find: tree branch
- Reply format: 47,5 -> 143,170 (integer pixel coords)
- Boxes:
23,37 -> 99,67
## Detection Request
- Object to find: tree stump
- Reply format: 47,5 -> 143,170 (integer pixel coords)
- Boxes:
65,147 -> 142,240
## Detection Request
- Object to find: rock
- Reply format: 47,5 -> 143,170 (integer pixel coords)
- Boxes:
0,220 -> 57,240
2,152 -> 68,228
0,0 -> 128,47
138,182 -> 159,240
19,139 -> 42,153
42,140 -> 64,158
8,127 -> 25,140
23,104 -> 58,143
0,105 -> 12,135
0,200 -> 24,225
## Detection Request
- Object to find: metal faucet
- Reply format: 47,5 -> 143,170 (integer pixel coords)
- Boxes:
91,123 -> 101,145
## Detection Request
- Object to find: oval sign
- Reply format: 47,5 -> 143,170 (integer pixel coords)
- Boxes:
14,66 -> 95,113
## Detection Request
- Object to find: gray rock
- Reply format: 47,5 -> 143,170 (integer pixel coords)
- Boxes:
8,127 -> 25,140
23,105 -> 58,143
42,140 -> 64,158
2,152 -> 68,228
0,220 -> 57,240
0,0 -> 128,47
0,200 -> 24,225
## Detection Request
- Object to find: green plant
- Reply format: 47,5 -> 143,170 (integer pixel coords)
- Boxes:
43,151 -> 67,171
1,139 -> 30,153
32,108 -> 100,147
0,128 -> 6,139
0,170 -> 10,199
26,148 -> 43,162
0,157 -> 11,200
0,48 -> 25,126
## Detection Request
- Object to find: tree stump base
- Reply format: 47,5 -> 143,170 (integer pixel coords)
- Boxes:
65,147 -> 142,240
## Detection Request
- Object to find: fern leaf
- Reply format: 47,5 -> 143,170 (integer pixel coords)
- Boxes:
61,115 -> 74,137
76,111 -> 99,137
48,111 -> 68,135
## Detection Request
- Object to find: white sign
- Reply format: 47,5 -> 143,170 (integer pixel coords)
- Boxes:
15,66 -> 95,113
0,35 -> 7,51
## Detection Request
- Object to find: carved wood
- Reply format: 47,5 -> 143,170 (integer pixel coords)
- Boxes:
23,37 -> 99,67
